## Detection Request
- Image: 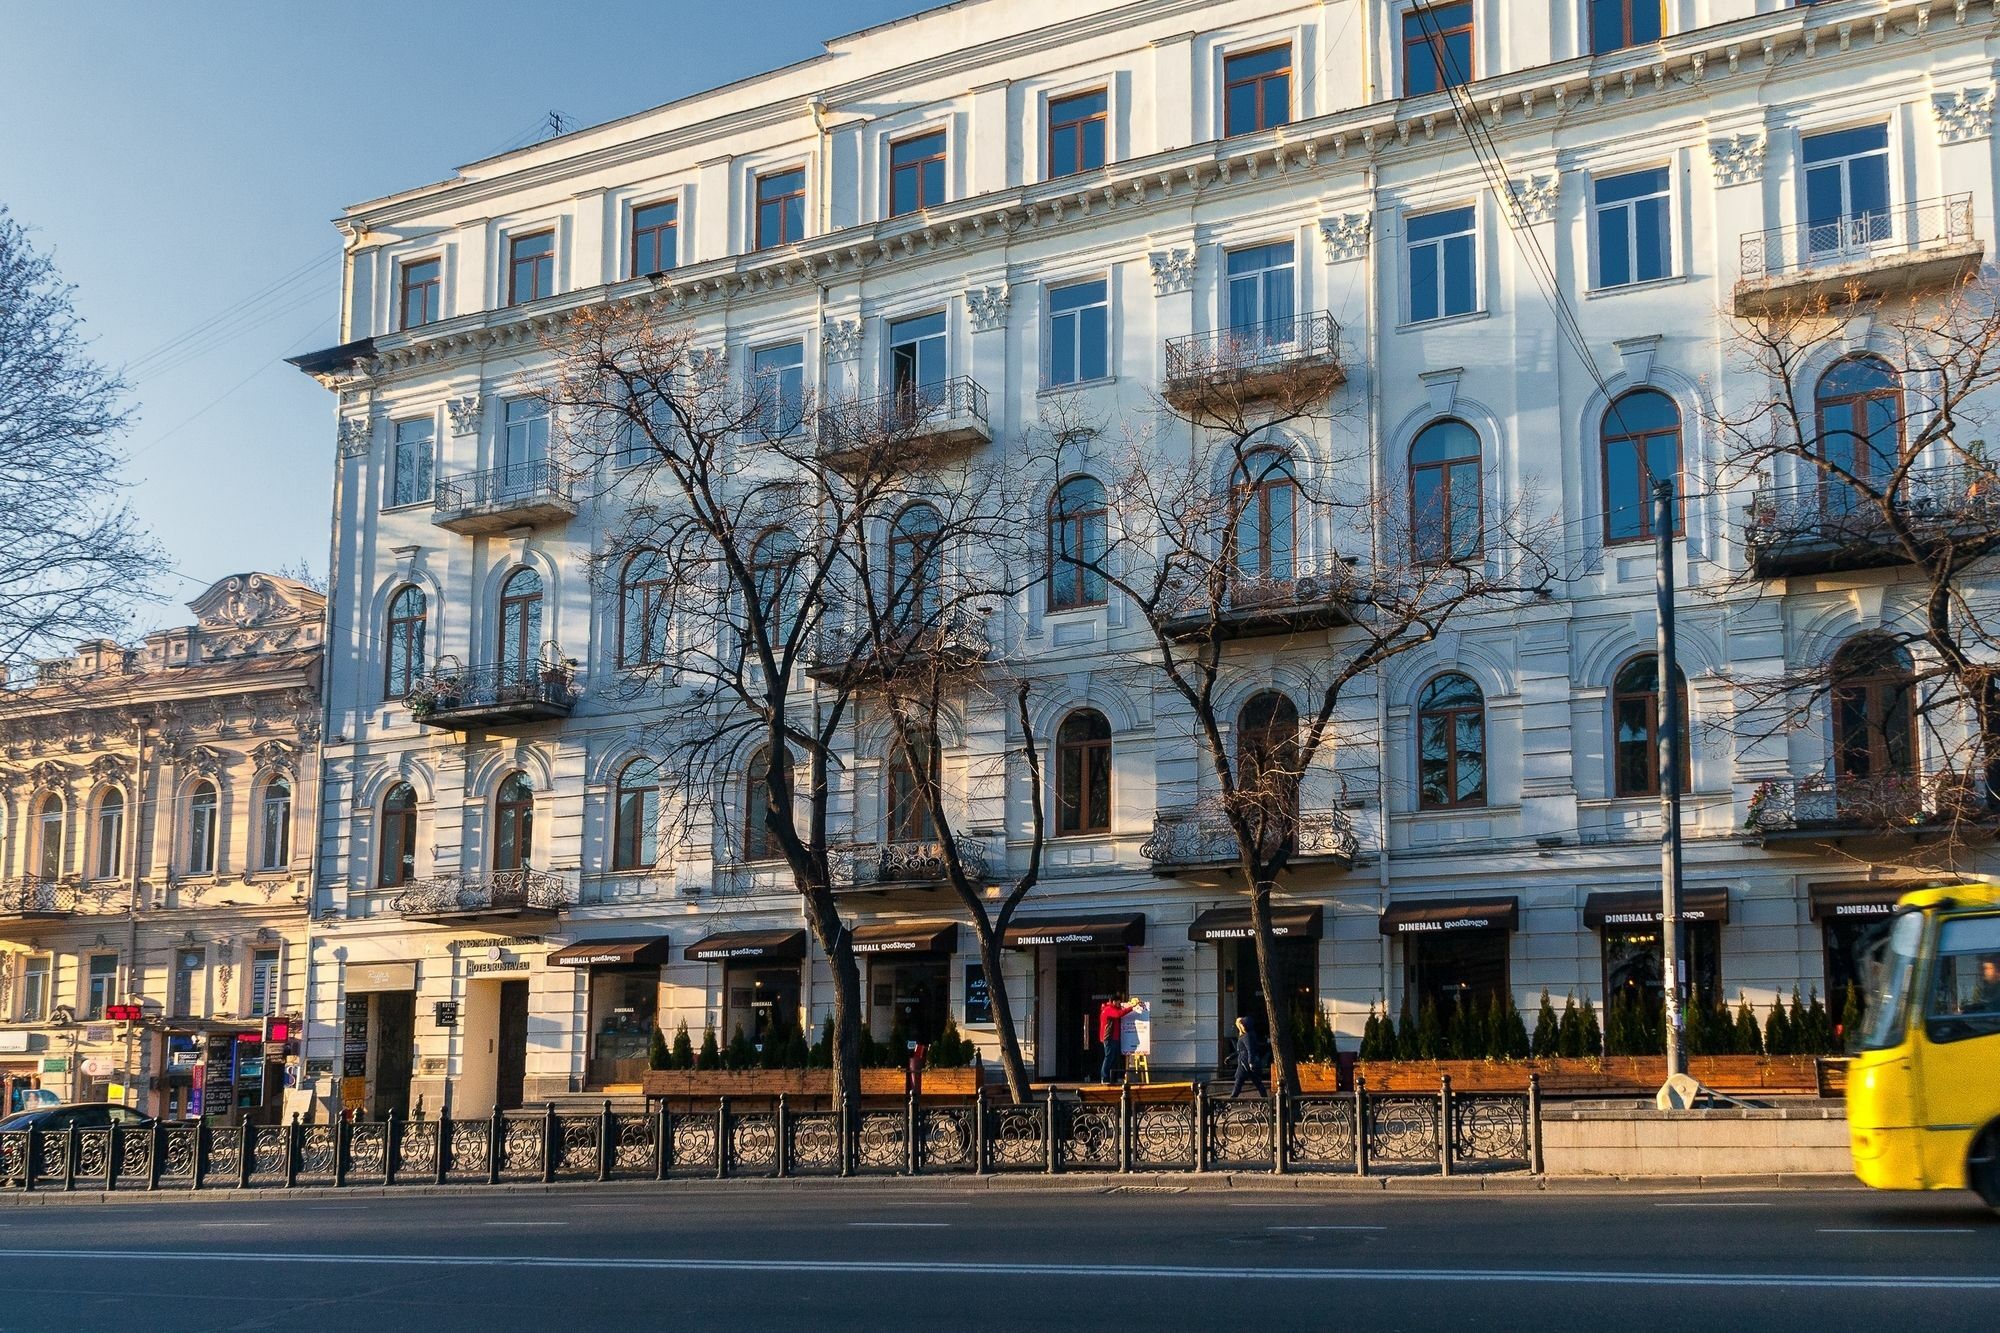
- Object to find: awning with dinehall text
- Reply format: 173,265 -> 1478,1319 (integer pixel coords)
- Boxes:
1377,896 -> 1519,936
1582,888 -> 1730,929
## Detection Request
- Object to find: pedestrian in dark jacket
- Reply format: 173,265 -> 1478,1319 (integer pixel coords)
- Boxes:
1229,1016 -> 1268,1098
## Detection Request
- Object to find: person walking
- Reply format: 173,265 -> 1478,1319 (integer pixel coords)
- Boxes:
1229,1016 -> 1268,1099
1097,994 -> 1139,1084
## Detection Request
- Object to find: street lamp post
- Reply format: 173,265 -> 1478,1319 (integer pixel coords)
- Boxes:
1653,480 -> 1687,1084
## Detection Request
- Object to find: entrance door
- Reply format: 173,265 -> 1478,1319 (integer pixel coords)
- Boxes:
496,980 -> 529,1111
1222,937 -> 1318,1068
371,990 -> 416,1120
1052,946 -> 1128,1081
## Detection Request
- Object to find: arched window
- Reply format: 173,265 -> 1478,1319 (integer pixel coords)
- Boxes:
258,777 -> 292,871
1409,419 -> 1482,562
187,780 -> 220,875
1047,476 -> 1108,611
1815,355 -> 1903,513
384,585 -> 427,699
1832,637 -> 1917,782
888,504 -> 942,626
612,758 -> 661,871
1417,673 -> 1487,810
744,748 -> 779,862
886,731 -> 940,843
1232,453 -> 1297,582
378,783 -> 418,888
498,568 -> 545,683
1237,691 -> 1302,824
493,772 -> 534,872
34,793 -> 63,881
1601,390 -> 1682,544
750,528 -> 800,646
619,550 -> 671,668
1055,709 -> 1113,836
93,789 -> 124,880
1612,655 -> 1690,798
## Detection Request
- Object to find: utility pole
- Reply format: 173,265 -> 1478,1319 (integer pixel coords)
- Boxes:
1653,480 -> 1686,1082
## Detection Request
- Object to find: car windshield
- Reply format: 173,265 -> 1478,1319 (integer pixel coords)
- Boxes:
1857,910 -> 1926,1051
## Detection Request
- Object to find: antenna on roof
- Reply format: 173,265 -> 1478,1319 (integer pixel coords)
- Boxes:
545,111 -> 571,138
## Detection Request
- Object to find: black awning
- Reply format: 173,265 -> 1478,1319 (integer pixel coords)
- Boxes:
1583,888 -> 1731,929
1808,885 -> 1908,922
1002,913 -> 1146,950
1378,896 -> 1519,936
684,929 -> 807,963
850,920 -> 960,956
547,936 -> 673,968
1188,905 -> 1324,943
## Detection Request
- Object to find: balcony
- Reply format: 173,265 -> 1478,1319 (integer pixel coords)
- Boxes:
1735,195 -> 1982,317
391,869 -> 572,926
1160,555 -> 1358,643
431,460 -> 578,535
815,377 -> 990,469
848,837 -> 991,891
0,879 -> 76,929
409,659 -> 576,731
1745,465 -> 2000,578
1745,772 -> 1997,846
1163,312 -> 1345,415
806,608 -> 990,688
1141,801 -> 1358,876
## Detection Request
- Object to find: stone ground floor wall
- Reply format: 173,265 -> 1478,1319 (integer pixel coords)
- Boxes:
1542,1106 -> 1854,1176
301,857 -> 1895,1118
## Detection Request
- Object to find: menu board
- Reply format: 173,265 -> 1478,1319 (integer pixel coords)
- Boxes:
202,1035 -> 236,1116
342,996 -> 369,1079
963,963 -> 992,1026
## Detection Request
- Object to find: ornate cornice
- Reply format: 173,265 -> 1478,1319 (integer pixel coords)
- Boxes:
966,283 -> 1010,332
1147,248 -> 1195,296
1708,133 -> 1766,187
1317,213 -> 1371,263
1506,172 -> 1561,226
1935,84 -> 1995,143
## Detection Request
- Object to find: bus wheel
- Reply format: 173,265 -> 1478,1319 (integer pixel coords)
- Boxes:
1970,1128 -> 2000,1211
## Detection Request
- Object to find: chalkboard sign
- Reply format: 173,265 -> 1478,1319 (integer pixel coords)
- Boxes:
202,1035 -> 236,1116
342,995 -> 369,1078
963,963 -> 992,1026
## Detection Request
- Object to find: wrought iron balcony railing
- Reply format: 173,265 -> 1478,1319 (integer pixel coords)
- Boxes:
1736,195 -> 1980,314
1745,772 -> 1996,839
391,869 -> 573,920
815,377 -> 991,464
1160,554 -> 1358,641
432,460 -> 579,535
408,657 -> 577,730
0,878 -> 75,919
1141,801 -> 1359,872
808,608 -> 991,685
850,837 -> 991,888
1745,464 -> 2000,577
1163,312 -> 1345,410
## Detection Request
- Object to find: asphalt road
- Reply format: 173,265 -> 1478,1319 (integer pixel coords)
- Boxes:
0,1182 -> 1993,1332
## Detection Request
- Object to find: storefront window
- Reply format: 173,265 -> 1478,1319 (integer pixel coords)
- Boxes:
725,965 -> 802,1050
1222,936 -> 1318,1058
588,969 -> 660,1086
1602,920 -> 1721,1010
1404,928 -> 1509,1016
871,956 -> 951,1045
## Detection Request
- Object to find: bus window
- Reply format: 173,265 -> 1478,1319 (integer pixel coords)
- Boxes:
1859,911 -> 1925,1050
1925,915 -> 2000,1043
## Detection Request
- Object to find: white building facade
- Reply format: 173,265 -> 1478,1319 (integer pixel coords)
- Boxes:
295,0 -> 1998,1111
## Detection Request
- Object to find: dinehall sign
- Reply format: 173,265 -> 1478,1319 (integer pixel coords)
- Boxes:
1394,916 -> 1502,933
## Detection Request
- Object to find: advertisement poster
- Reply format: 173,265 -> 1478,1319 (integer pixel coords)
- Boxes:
963,963 -> 992,1026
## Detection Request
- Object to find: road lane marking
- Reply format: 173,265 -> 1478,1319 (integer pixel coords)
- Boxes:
1819,1228 -> 1978,1235
481,1221 -> 569,1228
848,1222 -> 950,1229
1656,1202 -> 1773,1208
195,1223 -> 273,1229
4,1249 -> 1997,1291
1268,1226 -> 1387,1232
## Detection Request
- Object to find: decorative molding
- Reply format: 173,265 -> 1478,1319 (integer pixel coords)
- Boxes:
1148,248 -> 1196,296
1707,133 -> 1766,187
966,284 -> 1011,332
178,744 -> 228,779
821,318 -> 862,362
689,346 -> 729,387
1317,213 -> 1372,262
336,416 -> 373,459
251,738 -> 300,775
1418,367 -> 1464,416
1934,85 -> 1995,144
446,395 -> 483,435
1613,334 -> 1662,385
1506,172 -> 1561,226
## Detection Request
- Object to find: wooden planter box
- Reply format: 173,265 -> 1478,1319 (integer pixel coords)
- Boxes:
1352,1055 -> 1835,1097
640,1065 -> 982,1100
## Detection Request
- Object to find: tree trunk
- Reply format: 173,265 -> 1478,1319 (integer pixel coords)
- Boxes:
971,925 -> 1032,1104
1247,879 -> 1301,1096
799,882 -> 862,1150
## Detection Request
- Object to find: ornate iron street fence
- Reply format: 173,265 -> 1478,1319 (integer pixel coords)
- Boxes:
0,1079 -> 1539,1192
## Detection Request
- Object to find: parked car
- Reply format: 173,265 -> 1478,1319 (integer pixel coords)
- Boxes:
0,1102 -> 155,1134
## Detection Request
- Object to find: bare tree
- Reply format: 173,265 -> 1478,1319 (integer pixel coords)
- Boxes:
1051,335 -> 1556,1093
1713,275 -> 2000,873
0,208 -> 158,677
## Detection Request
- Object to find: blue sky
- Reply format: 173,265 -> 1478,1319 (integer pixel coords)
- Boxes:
5,0 -> 930,626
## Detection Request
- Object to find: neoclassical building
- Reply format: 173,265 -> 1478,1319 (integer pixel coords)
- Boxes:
0,574 -> 323,1119
292,0 -> 1997,1112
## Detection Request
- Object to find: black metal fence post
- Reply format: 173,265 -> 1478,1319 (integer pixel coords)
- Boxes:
21,1128 -> 36,1194
434,1111 -> 450,1186
1118,1082 -> 1132,1173
1044,1085 -> 1058,1175
1273,1086 -> 1287,1176
238,1124 -> 254,1189
192,1120 -> 209,1191
1528,1073 -> 1545,1175
598,1100 -> 613,1183
1439,1075 -> 1453,1177
775,1094 -> 789,1179
384,1110 -> 399,1187
541,1103 -> 557,1184
486,1107 -> 502,1186
148,1120 -> 165,1191
1354,1074 -> 1369,1177
972,1088 -> 987,1176
655,1100 -> 671,1180
1193,1081 -> 1207,1173
106,1123 -> 121,1191
331,1119 -> 348,1189
715,1097 -> 730,1180
64,1122 -> 80,1192
285,1115 -> 301,1189
906,1089 -> 920,1176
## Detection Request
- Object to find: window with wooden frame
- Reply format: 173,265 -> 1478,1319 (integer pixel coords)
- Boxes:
1612,654 -> 1690,797
258,777 -> 292,871
1409,419 -> 1482,563
744,748 -> 779,862
1815,355 -> 1904,516
93,788 -> 124,880
888,503 -> 943,628
630,199 -> 679,277
399,257 -> 441,331
497,567 -> 544,684
384,584 -> 427,699
1055,709 -> 1113,836
1831,637 -> 1918,782
1590,0 -> 1663,54
1601,389 -> 1683,545
1047,475 -> 1108,610
619,549 -> 672,668
493,772 -> 534,872
1403,2 -> 1475,96
378,783 -> 419,887
1232,452 -> 1298,582
34,793 -> 62,880
1237,691 -> 1302,826
1223,45 -> 1292,136
1416,673 -> 1487,810
886,732 -> 941,844
187,780 -> 219,875
755,167 -> 806,249
507,230 -> 555,306
612,758 -> 661,871
1046,88 -> 1108,177
889,130 -> 948,218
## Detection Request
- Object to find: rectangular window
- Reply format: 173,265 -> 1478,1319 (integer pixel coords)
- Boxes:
889,130 -> 948,218
888,311 -> 948,401
1406,206 -> 1478,323
619,384 -> 677,468
1047,89 -> 1108,177
1403,2 -> 1475,96
1803,124 -> 1892,256
1045,279 -> 1110,387
1225,242 -> 1297,341
399,258 -> 441,331
507,231 -> 555,306
630,199 -> 679,277
390,418 -> 435,507
172,948 -> 205,1018
1594,167 -> 1672,288
752,341 -> 806,437
86,954 -> 117,1022
249,949 -> 280,1018
1223,45 -> 1292,136
501,397 -> 549,478
22,956 -> 50,1022
1590,0 -> 1663,54
756,168 -> 807,250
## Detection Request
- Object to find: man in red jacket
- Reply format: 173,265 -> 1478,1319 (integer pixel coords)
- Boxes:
1097,994 -> 1139,1084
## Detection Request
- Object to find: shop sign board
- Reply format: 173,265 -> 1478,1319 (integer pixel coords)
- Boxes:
0,1031 -> 28,1054
40,1057 -> 67,1074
